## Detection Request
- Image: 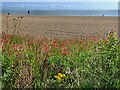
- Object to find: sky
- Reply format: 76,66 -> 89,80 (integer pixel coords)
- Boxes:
1,0 -> 120,2
1,0 -> 120,10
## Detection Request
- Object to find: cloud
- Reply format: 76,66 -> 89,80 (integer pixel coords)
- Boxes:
20,4 -> 24,7
3,3 -> 24,8
48,3 -> 73,8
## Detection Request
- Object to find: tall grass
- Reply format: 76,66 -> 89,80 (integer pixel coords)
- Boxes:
1,16 -> 120,88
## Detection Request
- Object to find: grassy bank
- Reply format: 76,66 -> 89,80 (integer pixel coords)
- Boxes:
1,30 -> 120,88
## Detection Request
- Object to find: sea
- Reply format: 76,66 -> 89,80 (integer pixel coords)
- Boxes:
2,10 -> 118,16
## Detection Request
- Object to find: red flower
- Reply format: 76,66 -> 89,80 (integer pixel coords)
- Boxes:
52,39 -> 60,48
41,42 -> 44,45
13,44 -> 21,51
62,43 -> 65,47
60,43 -> 69,55
61,47 -> 69,55
53,39 -> 57,43
14,45 -> 17,51
43,44 -> 50,54
92,36 -> 98,41
16,53 -> 20,57
0,39 -> 5,43
1,45 -> 4,49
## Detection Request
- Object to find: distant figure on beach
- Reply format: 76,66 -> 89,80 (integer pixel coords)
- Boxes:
7,12 -> 11,16
28,10 -> 30,15
102,14 -> 104,17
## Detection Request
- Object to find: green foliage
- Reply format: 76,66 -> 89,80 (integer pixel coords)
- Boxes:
1,31 -> 120,88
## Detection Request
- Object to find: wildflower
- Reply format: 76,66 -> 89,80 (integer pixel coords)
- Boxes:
54,73 -> 66,81
16,53 -> 20,57
54,76 -> 62,81
61,47 -> 69,55
92,36 -> 98,41
13,44 -> 21,51
41,42 -> 44,45
1,45 -> 4,49
52,42 -> 59,48
52,43 -> 59,47
0,39 -> 5,43
53,39 -> 57,43
62,43 -> 65,47
58,73 -> 65,78
61,43 -> 69,55
43,44 -> 50,54
3,35 -> 7,39
14,45 -> 17,51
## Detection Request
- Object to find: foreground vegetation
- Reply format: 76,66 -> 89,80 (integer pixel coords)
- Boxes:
1,16 -> 120,88
1,30 -> 120,88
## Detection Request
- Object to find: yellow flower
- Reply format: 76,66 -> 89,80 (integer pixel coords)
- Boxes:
54,73 -> 66,81
58,73 -> 65,78
54,75 -> 62,81
54,75 -> 59,79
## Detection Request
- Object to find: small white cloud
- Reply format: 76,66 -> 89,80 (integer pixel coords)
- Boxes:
20,4 -> 24,7
48,3 -> 76,9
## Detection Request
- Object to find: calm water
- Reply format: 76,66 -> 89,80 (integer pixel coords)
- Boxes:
2,10 -> 118,16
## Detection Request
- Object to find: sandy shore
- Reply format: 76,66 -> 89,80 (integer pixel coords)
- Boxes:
2,15 -> 118,38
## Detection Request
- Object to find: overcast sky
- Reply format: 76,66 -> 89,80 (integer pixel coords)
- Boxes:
2,0 -> 120,10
